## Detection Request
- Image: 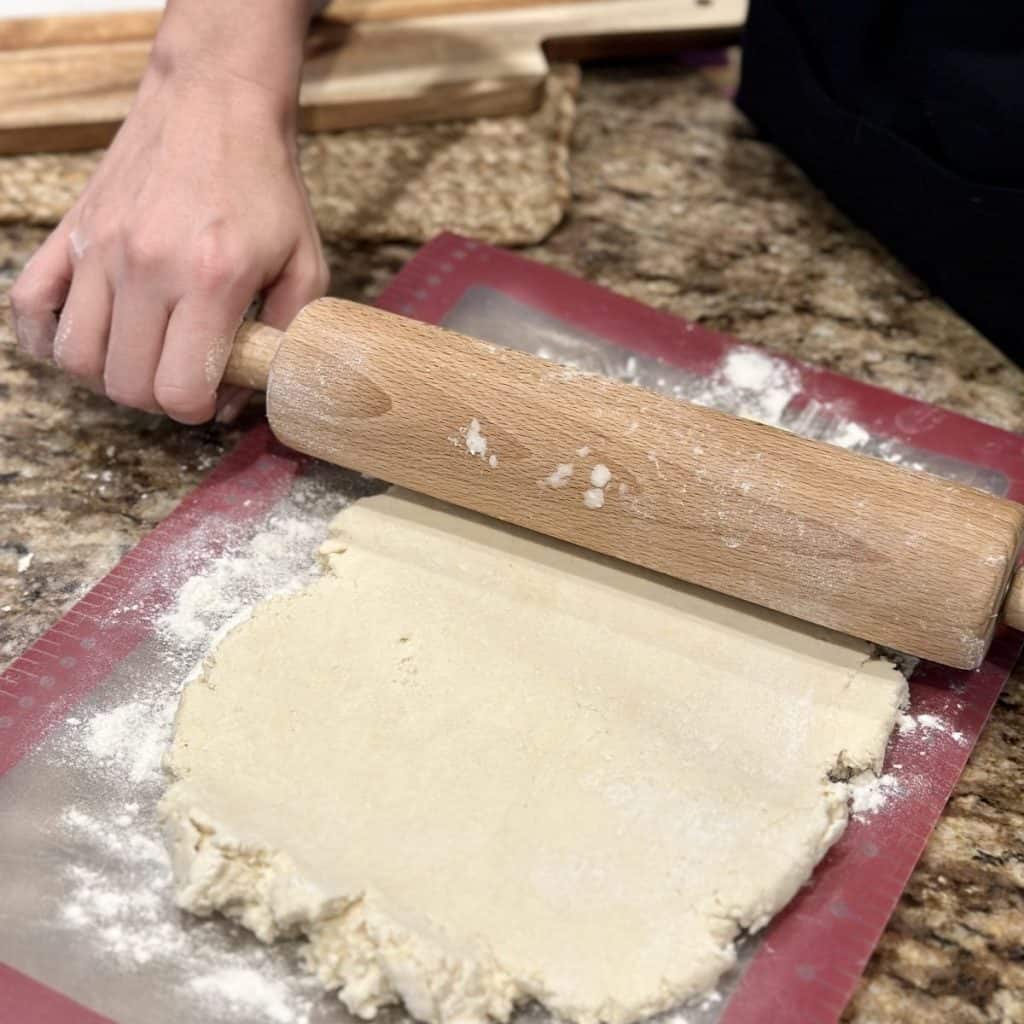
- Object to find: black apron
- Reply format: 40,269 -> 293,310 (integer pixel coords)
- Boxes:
737,1 -> 1024,367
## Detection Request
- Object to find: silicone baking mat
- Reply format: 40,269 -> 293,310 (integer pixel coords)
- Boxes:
1,233 -> 1021,1024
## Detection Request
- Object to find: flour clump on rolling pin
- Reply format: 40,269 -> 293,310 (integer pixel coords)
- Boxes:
451,419 -> 498,468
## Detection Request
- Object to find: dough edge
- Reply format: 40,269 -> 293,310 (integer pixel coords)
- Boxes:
158,491 -> 907,1024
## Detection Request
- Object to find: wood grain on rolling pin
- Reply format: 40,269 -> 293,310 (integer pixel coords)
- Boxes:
258,299 -> 1024,670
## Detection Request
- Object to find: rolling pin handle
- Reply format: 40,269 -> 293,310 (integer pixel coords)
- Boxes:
223,320 -> 285,391
1003,567 -> 1024,632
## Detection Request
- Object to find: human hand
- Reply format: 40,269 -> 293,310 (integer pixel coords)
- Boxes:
10,2 -> 327,424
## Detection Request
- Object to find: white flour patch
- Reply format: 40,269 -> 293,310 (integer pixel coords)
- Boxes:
40,469 -> 363,1024
544,463 -> 574,488
898,712 -> 966,745
465,419 -> 488,457
846,772 -> 901,819
451,419 -> 497,466
829,421 -> 871,449
190,967 -> 302,1024
704,348 -> 801,426
583,487 -> 606,509
158,517 -> 323,650
81,697 -> 177,785
897,714 -> 918,735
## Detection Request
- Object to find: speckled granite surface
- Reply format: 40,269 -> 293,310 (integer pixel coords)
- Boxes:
2,63 -> 1022,1024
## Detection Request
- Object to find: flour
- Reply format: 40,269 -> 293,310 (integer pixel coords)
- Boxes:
846,772 -> 901,819
829,421 -> 871,449
544,463 -> 574,488
897,712 -> 966,745
190,968 -> 302,1024
40,470 -> 361,1024
583,487 -> 606,510
158,516 -> 323,650
897,713 -> 918,735
697,348 -> 801,427
451,419 -> 499,467
465,419 -> 488,457
527,334 -> 937,472
81,697 -> 176,784
590,463 -> 612,488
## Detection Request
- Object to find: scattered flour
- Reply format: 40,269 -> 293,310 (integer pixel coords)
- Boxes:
159,517 -> 322,650
583,487 -> 606,510
452,419 -> 498,468
42,472 -> 358,1024
465,418 -> 488,457
829,421 -> 871,449
544,463 -> 574,488
897,712 -> 966,745
846,772 -> 901,819
709,348 -> 800,426
590,463 -> 612,488
190,967 -> 301,1024
81,698 -> 176,784
897,714 -> 918,735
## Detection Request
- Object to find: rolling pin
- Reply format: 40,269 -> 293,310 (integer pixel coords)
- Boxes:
224,298 -> 1024,670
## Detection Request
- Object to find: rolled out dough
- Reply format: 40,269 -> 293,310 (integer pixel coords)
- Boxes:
160,490 -> 906,1024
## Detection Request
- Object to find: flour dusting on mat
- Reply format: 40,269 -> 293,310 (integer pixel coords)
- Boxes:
896,711 -> 967,745
846,772 -> 901,819
41,468 -> 368,1024
190,967 -> 303,1024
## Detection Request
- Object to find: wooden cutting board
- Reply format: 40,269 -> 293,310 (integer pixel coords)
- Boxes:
0,0 -> 746,155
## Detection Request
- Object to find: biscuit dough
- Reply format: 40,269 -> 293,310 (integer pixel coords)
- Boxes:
161,490 -> 906,1024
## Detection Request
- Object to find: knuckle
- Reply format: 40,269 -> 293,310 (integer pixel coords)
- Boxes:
191,227 -> 242,291
123,230 -> 165,270
10,275 -> 44,317
154,382 -> 214,424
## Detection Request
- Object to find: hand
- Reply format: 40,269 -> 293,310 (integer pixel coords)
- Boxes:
10,4 -> 327,424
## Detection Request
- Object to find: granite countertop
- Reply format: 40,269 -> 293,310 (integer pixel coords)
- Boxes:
2,63 -> 1022,1023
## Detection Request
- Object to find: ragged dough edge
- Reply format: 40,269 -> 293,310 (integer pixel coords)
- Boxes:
158,493 -> 909,1024
160,788 -> 520,1024
158,712 -> 896,1024
159,783 -> 716,1024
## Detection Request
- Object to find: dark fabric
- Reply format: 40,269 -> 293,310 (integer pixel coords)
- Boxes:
737,1 -> 1024,366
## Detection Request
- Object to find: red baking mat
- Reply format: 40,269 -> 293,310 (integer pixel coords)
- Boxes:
2,233 -> 1021,1023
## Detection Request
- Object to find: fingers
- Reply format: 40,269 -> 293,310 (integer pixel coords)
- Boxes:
103,286 -> 171,413
202,244 -> 327,426
156,281 -> 255,425
10,224 -> 74,359
259,243 -> 330,329
52,259 -> 113,393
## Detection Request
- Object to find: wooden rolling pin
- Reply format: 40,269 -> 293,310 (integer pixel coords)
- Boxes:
224,298 -> 1024,669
